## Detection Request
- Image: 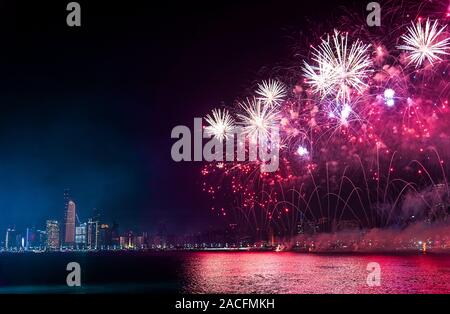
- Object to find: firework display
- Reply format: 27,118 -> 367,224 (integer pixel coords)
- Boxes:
201,0 -> 450,238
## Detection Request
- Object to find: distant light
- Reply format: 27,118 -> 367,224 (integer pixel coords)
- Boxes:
386,98 -> 395,107
384,88 -> 395,107
340,104 -> 352,124
384,88 -> 395,99
297,146 -> 309,157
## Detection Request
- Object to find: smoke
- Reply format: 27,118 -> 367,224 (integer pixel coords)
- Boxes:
401,183 -> 449,219
289,221 -> 450,252
282,183 -> 450,252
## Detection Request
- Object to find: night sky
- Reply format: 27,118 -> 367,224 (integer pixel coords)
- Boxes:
0,0 -> 361,234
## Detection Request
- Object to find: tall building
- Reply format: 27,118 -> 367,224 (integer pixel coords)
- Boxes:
36,230 -> 47,249
120,231 -> 134,249
98,224 -> 112,249
25,227 -> 39,251
75,223 -> 87,248
64,200 -> 76,246
64,189 -> 71,213
5,228 -> 20,250
87,219 -> 99,250
46,220 -> 60,250
135,235 -> 145,249
111,222 -> 120,247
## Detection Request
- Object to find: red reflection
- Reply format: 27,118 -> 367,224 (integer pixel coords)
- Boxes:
182,252 -> 450,294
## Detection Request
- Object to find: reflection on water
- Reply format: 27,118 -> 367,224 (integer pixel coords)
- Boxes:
0,252 -> 448,293
182,252 -> 450,294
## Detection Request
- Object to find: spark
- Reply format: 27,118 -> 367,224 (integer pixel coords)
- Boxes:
340,103 -> 352,125
255,80 -> 287,107
204,108 -> 235,142
398,18 -> 450,68
297,145 -> 309,157
384,88 -> 396,107
237,97 -> 280,141
303,59 -> 335,97
384,88 -> 395,99
303,30 -> 372,102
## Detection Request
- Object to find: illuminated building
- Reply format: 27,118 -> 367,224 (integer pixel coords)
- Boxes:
120,231 -> 134,249
87,219 -> 99,250
75,223 -> 87,248
63,189 -> 70,240
37,230 -> 47,249
98,224 -> 112,249
46,220 -> 60,250
135,235 -> 145,249
111,222 -> 120,247
5,228 -> 20,250
25,227 -> 40,250
119,236 -> 129,249
64,200 -> 76,246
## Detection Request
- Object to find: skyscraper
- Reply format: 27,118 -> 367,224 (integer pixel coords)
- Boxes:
111,221 -> 120,247
98,224 -> 112,249
46,220 -> 60,250
75,222 -> 87,248
64,200 -> 76,246
87,219 -> 99,250
64,188 -> 70,209
5,228 -> 20,250
25,227 -> 38,251
36,229 -> 47,249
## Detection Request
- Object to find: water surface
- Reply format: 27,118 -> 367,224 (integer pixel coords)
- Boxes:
0,252 -> 448,294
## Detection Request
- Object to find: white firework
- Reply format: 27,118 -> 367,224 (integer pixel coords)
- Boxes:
255,80 -> 287,107
237,97 -> 280,141
303,30 -> 372,102
303,60 -> 335,97
204,108 -> 235,142
398,19 -> 450,68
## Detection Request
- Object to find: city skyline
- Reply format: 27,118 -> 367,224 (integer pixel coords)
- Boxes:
0,0 -> 334,237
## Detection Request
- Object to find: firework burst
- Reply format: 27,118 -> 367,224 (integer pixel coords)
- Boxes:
255,80 -> 287,107
204,108 -> 235,142
237,97 -> 280,141
303,30 -> 372,102
397,18 -> 450,68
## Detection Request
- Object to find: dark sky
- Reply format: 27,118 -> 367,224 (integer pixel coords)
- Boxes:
0,0 -> 362,234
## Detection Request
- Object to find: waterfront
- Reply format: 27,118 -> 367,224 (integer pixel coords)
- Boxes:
0,252 -> 449,294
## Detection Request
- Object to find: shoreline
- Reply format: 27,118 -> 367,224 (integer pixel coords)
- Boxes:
1,249 -> 450,256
